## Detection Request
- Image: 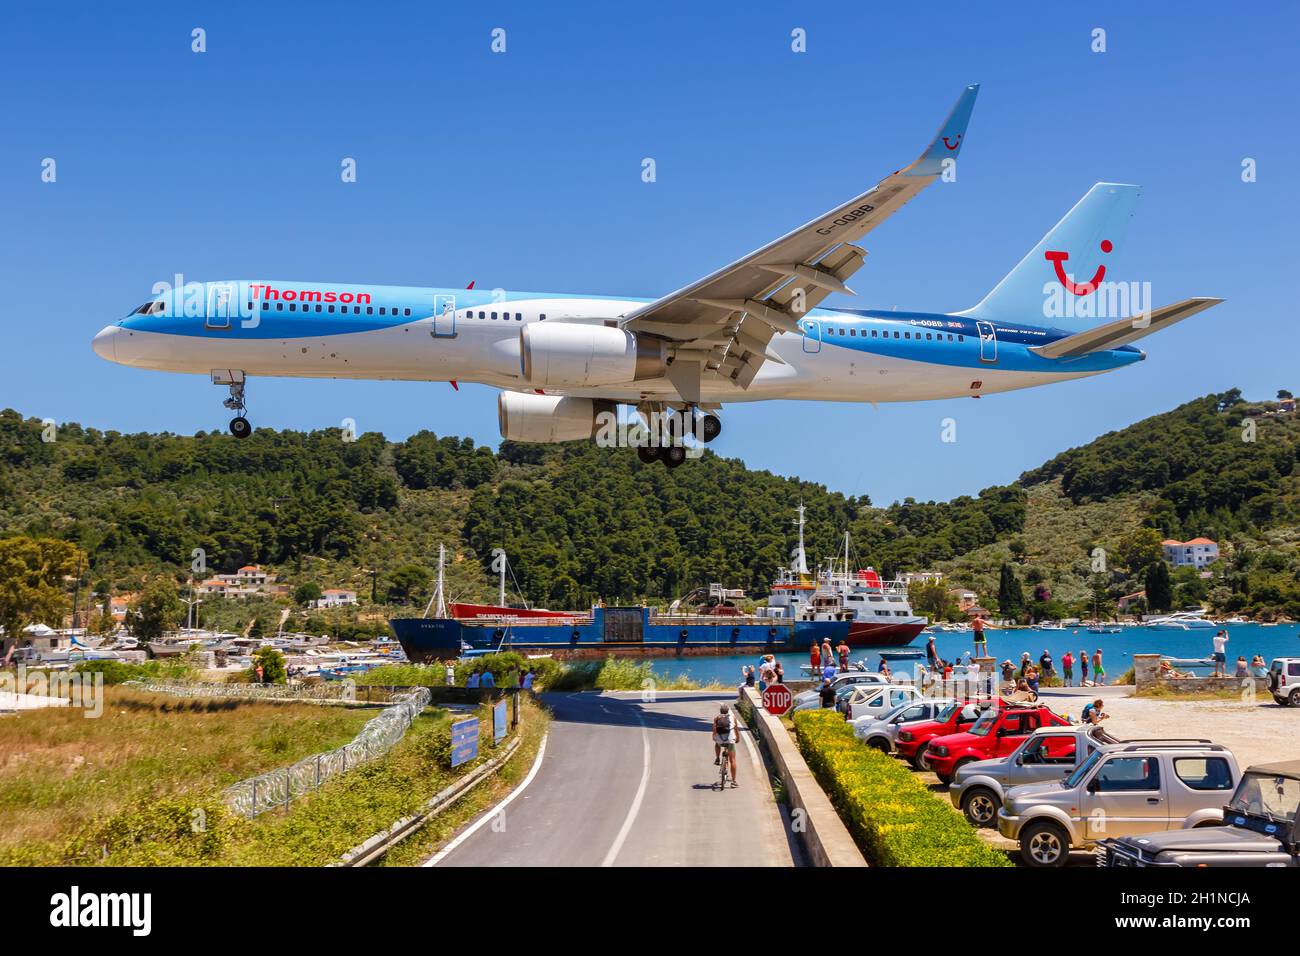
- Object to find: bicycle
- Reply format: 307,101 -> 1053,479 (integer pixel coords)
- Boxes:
716,741 -> 736,790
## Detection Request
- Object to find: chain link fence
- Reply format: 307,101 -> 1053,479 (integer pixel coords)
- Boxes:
220,687 -> 433,817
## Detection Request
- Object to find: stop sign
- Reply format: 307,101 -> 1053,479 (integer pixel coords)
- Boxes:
762,684 -> 793,715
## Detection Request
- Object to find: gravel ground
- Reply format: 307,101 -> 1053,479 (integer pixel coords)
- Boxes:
1083,694 -> 1300,769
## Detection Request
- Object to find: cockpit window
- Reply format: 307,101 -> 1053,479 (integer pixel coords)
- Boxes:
132,301 -> 165,315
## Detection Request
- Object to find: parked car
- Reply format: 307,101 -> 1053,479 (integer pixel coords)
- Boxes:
1096,759 -> 1299,867
926,703 -> 1071,784
997,741 -> 1241,867
949,726 -> 1122,826
851,698 -> 956,752
789,672 -> 889,713
894,699 -> 997,770
842,683 -> 923,721
1267,658 -> 1300,706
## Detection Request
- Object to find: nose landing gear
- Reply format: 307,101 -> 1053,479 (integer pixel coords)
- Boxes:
220,377 -> 253,439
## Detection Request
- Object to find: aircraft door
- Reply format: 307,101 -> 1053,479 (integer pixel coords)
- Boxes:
802,320 -> 822,353
205,283 -> 235,330
976,321 -> 997,362
432,294 -> 458,338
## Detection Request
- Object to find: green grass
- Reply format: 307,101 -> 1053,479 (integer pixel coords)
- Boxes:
2,692 -> 548,866
0,688 -> 376,863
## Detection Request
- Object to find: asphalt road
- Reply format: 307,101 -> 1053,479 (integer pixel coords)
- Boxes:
426,690 -> 797,867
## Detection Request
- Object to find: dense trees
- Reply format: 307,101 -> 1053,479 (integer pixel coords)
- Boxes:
0,536 -> 84,660
0,389 -> 1297,621
997,563 -> 1025,622
1021,390 -> 1299,542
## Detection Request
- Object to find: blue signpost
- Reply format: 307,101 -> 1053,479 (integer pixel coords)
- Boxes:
493,699 -> 508,743
450,717 -> 479,768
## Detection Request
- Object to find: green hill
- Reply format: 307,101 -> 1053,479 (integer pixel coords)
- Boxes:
1,388 -> 1297,630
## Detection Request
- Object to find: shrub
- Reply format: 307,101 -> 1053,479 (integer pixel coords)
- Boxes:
72,659 -> 194,685
792,710 -> 1011,867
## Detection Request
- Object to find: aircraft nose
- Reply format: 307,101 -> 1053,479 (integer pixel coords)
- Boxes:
92,325 -> 119,362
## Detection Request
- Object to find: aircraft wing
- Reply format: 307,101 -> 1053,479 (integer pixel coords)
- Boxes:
623,84 -> 979,402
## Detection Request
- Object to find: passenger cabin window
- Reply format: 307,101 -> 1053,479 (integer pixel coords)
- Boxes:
1094,756 -> 1161,792
1174,757 -> 1234,791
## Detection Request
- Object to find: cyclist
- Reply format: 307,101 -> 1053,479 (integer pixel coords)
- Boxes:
712,704 -> 739,787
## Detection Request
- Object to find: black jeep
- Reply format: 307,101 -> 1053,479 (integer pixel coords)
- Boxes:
1096,759 -> 1300,867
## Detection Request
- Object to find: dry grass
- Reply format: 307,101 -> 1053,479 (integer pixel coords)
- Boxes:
0,688 -> 374,852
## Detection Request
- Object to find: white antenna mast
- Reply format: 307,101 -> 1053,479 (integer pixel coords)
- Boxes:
423,543 -> 449,619
491,548 -> 507,608
791,502 -> 810,576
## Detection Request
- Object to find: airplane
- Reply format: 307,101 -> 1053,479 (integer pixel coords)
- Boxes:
92,84 -> 1221,467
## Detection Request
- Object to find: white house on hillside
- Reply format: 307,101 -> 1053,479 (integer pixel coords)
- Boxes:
1162,538 -> 1219,569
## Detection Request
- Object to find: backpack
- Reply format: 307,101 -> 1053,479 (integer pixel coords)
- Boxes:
713,713 -> 732,738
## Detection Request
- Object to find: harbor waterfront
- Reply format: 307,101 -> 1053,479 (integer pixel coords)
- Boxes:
617,621 -> 1300,686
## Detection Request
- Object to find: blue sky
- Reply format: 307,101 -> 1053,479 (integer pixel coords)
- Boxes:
2,1 -> 1296,505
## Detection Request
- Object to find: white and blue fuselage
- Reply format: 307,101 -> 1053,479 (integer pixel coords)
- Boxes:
92,279 -> 1143,406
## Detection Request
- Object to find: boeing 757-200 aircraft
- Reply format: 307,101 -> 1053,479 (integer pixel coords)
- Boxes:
92,85 -> 1221,466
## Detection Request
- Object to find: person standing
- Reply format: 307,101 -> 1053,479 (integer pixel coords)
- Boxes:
1039,649 -> 1054,679
444,660 -> 456,686
819,678 -> 836,709
821,638 -> 834,673
1061,650 -> 1074,687
1079,648 -> 1089,685
926,634 -> 938,669
773,660 -> 785,684
1212,629 -> 1229,677
1091,649 -> 1105,686
971,615 -> 988,659
480,668 -> 496,689
809,641 -> 821,678
466,670 -> 481,689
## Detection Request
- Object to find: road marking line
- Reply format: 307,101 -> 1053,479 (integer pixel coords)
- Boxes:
423,733 -> 549,867
600,702 -> 650,867
739,715 -> 762,773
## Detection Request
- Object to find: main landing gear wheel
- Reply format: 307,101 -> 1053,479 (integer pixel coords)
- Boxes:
662,445 -> 687,468
701,413 -> 722,443
636,446 -> 659,465
221,378 -> 253,438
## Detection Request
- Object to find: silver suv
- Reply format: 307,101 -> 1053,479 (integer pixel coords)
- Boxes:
997,741 -> 1240,867
949,726 -> 1121,827
1267,658 -> 1300,706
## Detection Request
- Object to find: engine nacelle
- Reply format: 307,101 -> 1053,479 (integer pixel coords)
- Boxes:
498,391 -> 616,443
520,322 -> 666,388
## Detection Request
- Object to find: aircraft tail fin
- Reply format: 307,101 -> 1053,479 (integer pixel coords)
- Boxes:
959,183 -> 1142,328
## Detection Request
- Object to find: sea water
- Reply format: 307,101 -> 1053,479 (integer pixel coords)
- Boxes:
632,622 -> 1300,687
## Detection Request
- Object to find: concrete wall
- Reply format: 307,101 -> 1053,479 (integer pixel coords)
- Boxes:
1133,652 -> 1271,696
739,687 -> 867,868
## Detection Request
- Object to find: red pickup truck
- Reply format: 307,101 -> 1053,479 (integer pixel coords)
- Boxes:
925,703 -> 1071,783
894,700 -> 996,770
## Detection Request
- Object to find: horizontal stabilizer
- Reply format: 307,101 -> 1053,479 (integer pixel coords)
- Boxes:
1030,297 -> 1223,359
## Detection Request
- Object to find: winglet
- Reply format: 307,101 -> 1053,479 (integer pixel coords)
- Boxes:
907,84 -> 979,177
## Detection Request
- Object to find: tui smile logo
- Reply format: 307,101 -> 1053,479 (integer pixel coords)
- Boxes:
942,134 -> 962,150
1044,239 -> 1112,296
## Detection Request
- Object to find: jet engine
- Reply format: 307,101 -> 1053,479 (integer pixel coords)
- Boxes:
520,322 -> 667,388
498,391 -> 616,443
